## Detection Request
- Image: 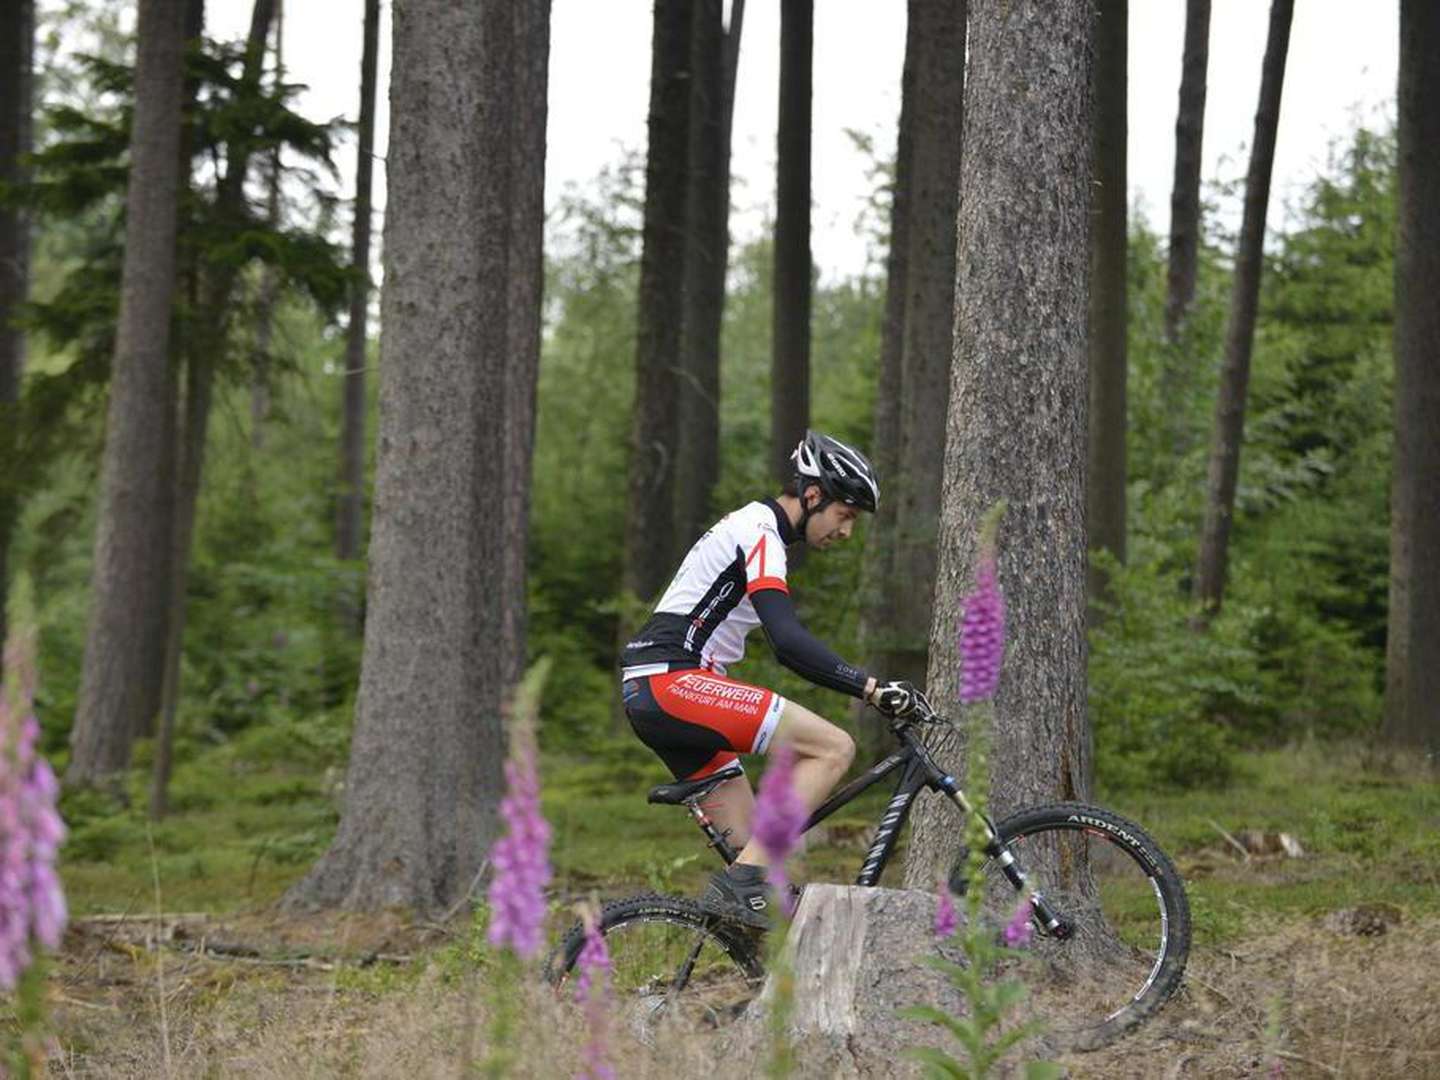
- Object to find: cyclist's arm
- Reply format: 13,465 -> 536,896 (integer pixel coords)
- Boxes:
750,586 -> 872,698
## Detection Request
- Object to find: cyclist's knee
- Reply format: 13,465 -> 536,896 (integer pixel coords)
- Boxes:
829,728 -> 856,772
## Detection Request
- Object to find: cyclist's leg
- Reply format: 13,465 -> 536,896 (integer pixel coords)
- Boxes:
697,773 -> 755,851
733,698 -> 854,867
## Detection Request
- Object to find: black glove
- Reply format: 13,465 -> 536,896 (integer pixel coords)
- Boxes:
870,680 -> 922,718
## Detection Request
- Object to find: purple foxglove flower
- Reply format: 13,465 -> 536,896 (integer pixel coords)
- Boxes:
573,910 -> 615,1080
0,630 -> 69,991
933,882 -> 958,939
1002,897 -> 1034,948
958,552 -> 1006,705
485,741 -> 552,960
752,745 -> 807,912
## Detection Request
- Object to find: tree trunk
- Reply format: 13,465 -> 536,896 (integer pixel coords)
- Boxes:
500,0 -> 550,692
854,8 -> 916,765
250,0 -> 283,451
1192,0 -> 1293,618
283,0 -> 550,913
68,0 -> 188,789
1087,0 -> 1126,630
150,0 -> 273,815
904,0 -> 1092,887
770,0 -> 812,485
887,0 -> 965,690
672,0 -> 741,554
1163,0 -> 1210,346
0,0 -> 34,674
1384,0 -> 1440,754
335,0 -> 380,570
623,0 -> 693,603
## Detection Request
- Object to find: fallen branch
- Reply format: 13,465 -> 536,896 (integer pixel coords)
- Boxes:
1206,818 -> 1252,862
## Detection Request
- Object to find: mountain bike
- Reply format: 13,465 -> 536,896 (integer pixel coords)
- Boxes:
548,693 -> 1190,1051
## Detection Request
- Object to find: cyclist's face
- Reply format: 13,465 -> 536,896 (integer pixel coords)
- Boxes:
805,495 -> 861,548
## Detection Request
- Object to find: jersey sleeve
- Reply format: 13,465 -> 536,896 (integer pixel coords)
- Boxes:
742,521 -> 789,595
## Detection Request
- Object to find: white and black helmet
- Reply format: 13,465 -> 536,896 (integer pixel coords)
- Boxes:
791,430 -> 880,513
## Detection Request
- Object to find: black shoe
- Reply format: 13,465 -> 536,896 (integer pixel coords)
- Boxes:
700,864 -> 775,929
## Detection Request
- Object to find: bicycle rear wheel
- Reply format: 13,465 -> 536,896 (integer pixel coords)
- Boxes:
546,893 -> 765,1044
957,801 -> 1190,1051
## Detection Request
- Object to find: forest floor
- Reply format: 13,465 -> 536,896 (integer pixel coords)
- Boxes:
23,741 -> 1440,1077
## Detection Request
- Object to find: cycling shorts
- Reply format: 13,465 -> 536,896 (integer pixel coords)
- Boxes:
621,666 -> 787,781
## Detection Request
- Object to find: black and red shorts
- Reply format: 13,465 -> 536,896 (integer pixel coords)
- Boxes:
621,666 -> 787,780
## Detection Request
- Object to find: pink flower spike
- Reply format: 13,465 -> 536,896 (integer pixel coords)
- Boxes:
485,741 -> 552,960
573,907 -> 615,1080
1002,897 -> 1034,948
752,745 -> 808,911
958,551 -> 1006,705
933,883 -> 958,939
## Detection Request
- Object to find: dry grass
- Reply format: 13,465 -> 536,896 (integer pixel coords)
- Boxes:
30,907 -> 1440,1078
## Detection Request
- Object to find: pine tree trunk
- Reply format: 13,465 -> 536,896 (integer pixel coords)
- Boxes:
1163,0 -> 1210,346
335,0 -> 380,571
1384,0 -> 1440,754
1192,0 -> 1292,618
623,0 -> 693,603
68,0 -> 188,789
887,0 -> 965,690
1087,0 -> 1127,630
0,0 -> 34,672
250,0 -> 283,450
904,0 -> 1092,887
770,0 -> 812,484
854,7 -> 916,764
672,0 -> 739,553
283,0 -> 550,913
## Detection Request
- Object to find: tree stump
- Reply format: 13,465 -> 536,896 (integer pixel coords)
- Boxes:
720,884 -> 979,1077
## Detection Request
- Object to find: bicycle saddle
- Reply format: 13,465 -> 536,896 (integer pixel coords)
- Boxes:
647,762 -> 745,805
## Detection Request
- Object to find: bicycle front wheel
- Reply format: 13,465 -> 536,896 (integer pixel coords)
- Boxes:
546,893 -> 765,1044
957,802 -> 1191,1051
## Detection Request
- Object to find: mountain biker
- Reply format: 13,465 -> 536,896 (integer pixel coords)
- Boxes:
619,429 -> 920,926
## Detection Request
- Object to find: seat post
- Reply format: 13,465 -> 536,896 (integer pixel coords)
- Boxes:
686,798 -> 739,865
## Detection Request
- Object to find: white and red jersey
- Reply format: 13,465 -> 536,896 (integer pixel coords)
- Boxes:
621,500 -> 792,676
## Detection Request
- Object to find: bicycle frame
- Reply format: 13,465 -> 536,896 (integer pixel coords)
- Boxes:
682,715 -> 1067,934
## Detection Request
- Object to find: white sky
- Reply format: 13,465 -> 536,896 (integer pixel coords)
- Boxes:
203,1 -> 1398,282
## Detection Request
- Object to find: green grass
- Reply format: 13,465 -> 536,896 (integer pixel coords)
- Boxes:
58,727 -> 1440,953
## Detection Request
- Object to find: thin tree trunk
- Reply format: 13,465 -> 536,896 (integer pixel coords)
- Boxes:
1192,0 -> 1293,618
887,0 -> 964,689
69,0 -> 189,788
855,2 -> 916,765
150,0 -> 274,811
335,0 -> 380,579
1164,0 -> 1210,346
250,0 -> 283,450
771,0 -> 812,484
673,0 -> 740,554
1383,0 -> 1440,754
0,0 -> 34,671
1087,0 -> 1127,630
622,0 -> 693,603
905,0 -> 1092,888
284,0 -> 550,913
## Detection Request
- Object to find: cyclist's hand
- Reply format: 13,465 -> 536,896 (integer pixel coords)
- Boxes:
870,680 -> 921,718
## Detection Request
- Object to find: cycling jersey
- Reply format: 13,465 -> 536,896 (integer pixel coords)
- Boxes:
621,498 -> 869,697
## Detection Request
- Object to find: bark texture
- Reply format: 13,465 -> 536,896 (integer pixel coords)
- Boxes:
1192,0 -> 1292,616
68,0 -> 188,787
284,0 -> 549,913
672,0 -> 741,552
623,0 -> 694,602
0,0 -> 34,670
1384,0 -> 1440,753
250,0 -> 282,448
904,0 -> 1092,887
335,0 -> 380,567
1164,0 -> 1210,345
770,0 -> 812,484
1087,0 -> 1127,621
886,0 -> 965,689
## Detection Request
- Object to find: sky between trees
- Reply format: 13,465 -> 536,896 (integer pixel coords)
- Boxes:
189,0 -> 1397,278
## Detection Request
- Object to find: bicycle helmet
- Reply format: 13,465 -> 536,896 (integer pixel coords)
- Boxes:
790,430 -> 880,514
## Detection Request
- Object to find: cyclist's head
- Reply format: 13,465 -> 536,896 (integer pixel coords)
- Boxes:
787,430 -> 880,514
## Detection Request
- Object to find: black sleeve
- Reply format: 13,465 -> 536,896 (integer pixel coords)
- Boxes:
750,587 -> 870,698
